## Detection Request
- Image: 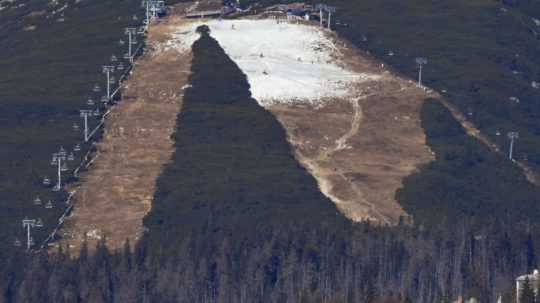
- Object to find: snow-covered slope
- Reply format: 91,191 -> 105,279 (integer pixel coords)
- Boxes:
167,19 -> 379,106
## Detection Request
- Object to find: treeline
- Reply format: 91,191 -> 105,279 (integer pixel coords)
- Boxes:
1,220 -> 538,303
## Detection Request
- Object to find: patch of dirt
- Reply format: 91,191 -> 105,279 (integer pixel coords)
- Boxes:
267,30 -> 434,224
56,14 -> 197,253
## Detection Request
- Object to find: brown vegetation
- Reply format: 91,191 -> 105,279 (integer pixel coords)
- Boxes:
267,32 -> 434,224
56,16 -> 196,252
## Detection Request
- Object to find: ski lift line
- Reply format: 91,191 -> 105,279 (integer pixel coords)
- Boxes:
39,192 -> 77,249
87,120 -> 105,141
84,152 -> 100,169
31,4 -> 151,252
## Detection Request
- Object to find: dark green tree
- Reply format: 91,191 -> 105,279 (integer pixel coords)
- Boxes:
520,277 -> 537,303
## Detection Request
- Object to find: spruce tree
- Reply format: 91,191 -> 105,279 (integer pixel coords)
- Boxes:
520,277 -> 536,303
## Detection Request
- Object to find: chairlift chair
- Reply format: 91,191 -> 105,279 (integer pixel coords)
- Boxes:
14,238 -> 21,247
43,177 -> 51,186
72,123 -> 79,131
93,84 -> 101,93
61,162 -> 69,172
117,63 -> 125,71
101,95 -> 109,103
74,144 -> 81,152
119,39 -> 126,46
93,108 -> 101,116
33,196 -> 42,205
67,152 -> 75,161
87,98 -> 95,106
111,55 -> 118,62
45,200 -> 53,209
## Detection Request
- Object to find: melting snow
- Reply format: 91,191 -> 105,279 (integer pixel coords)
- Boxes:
166,19 -> 380,106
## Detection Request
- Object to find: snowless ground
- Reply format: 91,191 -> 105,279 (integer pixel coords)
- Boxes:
166,19 -> 379,106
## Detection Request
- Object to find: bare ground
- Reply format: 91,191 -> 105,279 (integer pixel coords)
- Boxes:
267,32 -> 434,224
56,14 -> 196,252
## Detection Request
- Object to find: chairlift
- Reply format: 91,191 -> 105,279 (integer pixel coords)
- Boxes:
14,238 -> 21,247
74,144 -> 81,152
93,84 -> 101,93
45,200 -> 54,209
43,177 -> 51,186
61,162 -> 69,172
33,196 -> 42,205
87,98 -> 95,106
67,152 -> 75,161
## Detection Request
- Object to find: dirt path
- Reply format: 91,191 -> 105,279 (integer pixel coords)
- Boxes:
267,36 -> 434,224
56,14 -> 196,253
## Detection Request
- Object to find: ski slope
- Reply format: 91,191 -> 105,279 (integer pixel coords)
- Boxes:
167,19 -> 379,106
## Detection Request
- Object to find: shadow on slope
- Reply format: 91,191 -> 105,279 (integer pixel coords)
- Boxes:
143,26 -> 347,246
397,99 -> 540,227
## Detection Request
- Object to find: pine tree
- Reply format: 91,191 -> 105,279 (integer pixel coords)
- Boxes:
520,277 -> 536,303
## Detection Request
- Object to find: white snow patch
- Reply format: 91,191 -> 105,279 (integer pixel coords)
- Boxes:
166,19 -> 380,106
